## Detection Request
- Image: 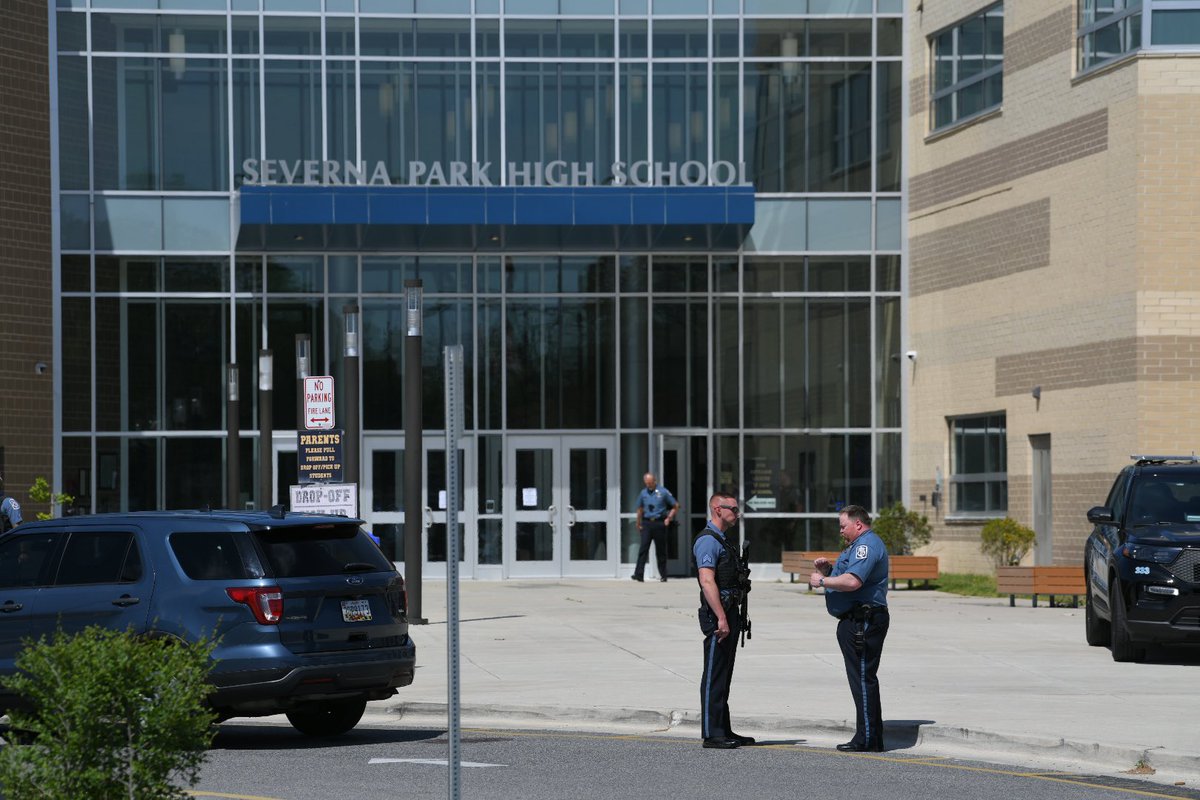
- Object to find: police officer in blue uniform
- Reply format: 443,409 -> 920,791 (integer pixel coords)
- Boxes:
0,474 -> 22,533
693,492 -> 754,749
632,472 -> 678,582
810,504 -> 890,752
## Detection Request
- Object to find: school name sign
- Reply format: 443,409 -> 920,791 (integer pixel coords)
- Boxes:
242,159 -> 750,188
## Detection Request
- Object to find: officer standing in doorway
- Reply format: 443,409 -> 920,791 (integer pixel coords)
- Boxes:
0,474 -> 22,533
809,504 -> 890,752
632,472 -> 678,582
694,492 -> 754,749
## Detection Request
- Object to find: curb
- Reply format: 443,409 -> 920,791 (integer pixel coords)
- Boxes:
371,702 -> 1200,779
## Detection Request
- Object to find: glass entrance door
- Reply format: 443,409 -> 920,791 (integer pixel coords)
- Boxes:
506,435 -> 616,577
422,439 -> 476,579
363,436 -> 476,578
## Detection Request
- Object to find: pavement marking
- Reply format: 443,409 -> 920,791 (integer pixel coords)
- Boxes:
369,757 -> 507,768
187,792 -> 287,800
461,728 -> 1196,799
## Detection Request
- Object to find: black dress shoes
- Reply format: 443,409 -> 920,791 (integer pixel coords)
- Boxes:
728,733 -> 756,746
630,575 -> 644,582
659,577 -> 668,582
836,741 -> 883,752
702,737 -> 740,749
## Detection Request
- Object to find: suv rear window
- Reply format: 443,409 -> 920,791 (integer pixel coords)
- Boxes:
171,532 -> 263,580
254,524 -> 393,578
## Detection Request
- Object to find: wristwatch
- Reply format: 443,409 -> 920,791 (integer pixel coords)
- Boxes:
819,577 -> 825,588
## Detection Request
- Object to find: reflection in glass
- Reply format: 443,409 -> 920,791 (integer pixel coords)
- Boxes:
571,522 -> 607,560
507,299 -> 615,429
517,523 -> 554,561
166,438 -> 222,508
876,297 -> 901,428
515,449 -> 553,511
652,299 -> 708,428
375,523 -> 405,562
427,523 -> 466,563
653,63 -> 707,168
569,449 -> 607,510
372,450 -> 404,512
427,449 -> 466,511
478,519 -> 502,565
265,60 -> 320,168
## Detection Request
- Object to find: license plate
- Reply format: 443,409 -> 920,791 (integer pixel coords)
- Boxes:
341,599 -> 372,623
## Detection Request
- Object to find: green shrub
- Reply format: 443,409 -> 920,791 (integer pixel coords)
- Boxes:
979,517 -> 1037,568
872,502 -> 932,556
27,476 -> 73,521
0,627 -> 216,800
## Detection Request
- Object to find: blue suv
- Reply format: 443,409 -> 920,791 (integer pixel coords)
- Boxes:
0,510 -> 415,736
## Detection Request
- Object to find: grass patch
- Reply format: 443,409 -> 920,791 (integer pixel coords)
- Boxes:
932,572 -> 999,597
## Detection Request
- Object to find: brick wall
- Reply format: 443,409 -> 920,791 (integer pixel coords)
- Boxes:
0,0 -> 52,516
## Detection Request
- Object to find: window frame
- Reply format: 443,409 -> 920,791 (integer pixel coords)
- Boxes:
928,2 -> 1004,133
948,412 -> 1008,519
1077,0 -> 1143,73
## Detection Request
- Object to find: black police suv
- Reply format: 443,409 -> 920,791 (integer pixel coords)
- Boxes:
1085,455 -> 1200,662
0,510 -> 415,736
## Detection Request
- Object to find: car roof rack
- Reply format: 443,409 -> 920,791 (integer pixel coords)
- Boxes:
1131,454 -> 1200,465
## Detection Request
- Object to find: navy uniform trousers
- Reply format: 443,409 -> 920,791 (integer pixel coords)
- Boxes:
634,517 -> 669,579
699,605 -> 741,739
835,608 -> 889,749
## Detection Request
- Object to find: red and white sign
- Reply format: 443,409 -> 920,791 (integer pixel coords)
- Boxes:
303,376 -> 335,430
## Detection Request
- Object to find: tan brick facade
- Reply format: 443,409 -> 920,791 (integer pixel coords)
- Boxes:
0,0 -> 53,517
906,1 -> 1200,572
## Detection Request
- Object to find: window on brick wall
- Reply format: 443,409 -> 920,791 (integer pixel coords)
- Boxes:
1077,0 -> 1142,72
949,413 -> 1007,517
929,3 -> 1003,132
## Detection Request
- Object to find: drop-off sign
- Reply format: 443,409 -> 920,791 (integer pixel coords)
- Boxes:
304,376 -> 335,430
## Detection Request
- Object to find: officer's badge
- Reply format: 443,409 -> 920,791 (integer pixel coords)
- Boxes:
855,544 -> 869,560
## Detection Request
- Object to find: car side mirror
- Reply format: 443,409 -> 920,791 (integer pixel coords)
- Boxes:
1087,506 -> 1114,524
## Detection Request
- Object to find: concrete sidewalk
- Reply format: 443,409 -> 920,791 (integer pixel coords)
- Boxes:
372,579 -> 1200,785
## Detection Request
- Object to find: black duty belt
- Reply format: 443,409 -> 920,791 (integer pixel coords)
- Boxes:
838,605 -> 887,622
645,516 -> 664,521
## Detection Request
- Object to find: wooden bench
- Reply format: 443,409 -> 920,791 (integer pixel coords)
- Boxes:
996,566 -> 1086,608
889,555 -> 939,590
781,551 -> 839,585
783,551 -> 940,590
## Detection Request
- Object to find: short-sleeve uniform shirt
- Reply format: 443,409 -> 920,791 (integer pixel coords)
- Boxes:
0,497 -> 21,528
824,530 -> 889,618
637,486 -> 677,519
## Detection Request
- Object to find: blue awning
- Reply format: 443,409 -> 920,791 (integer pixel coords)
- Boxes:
236,184 -> 755,251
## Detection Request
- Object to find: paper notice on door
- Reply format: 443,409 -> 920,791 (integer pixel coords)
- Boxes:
522,487 -> 538,507
438,490 -> 447,510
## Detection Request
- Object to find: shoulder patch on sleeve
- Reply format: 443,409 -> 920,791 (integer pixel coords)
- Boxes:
854,544 -> 869,560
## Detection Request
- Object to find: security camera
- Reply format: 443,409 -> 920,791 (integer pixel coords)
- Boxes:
34,361 -> 48,375
905,351 -> 918,361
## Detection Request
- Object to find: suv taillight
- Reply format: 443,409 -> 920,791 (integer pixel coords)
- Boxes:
226,586 -> 283,625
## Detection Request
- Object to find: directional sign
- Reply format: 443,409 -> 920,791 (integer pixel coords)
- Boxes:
289,482 -> 357,517
304,375 -> 335,430
745,495 -> 776,512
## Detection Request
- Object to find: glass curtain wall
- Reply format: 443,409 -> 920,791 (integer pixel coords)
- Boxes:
55,3 -> 903,566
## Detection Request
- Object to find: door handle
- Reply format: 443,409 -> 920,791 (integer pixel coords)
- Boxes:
112,595 -> 140,607
424,506 -> 434,528
0,601 -> 23,613
547,504 -> 556,528
566,506 -> 577,528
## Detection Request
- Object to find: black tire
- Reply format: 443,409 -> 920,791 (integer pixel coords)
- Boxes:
1109,580 -> 1146,663
1084,575 -> 1110,647
285,697 -> 367,737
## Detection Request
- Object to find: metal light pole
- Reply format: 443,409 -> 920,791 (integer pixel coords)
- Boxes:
343,305 -> 361,499
295,334 -> 310,432
404,281 -> 426,624
226,363 -> 239,510
258,349 -> 273,510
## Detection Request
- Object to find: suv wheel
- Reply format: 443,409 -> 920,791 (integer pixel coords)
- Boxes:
285,697 -> 367,737
1084,575 -> 1110,647
1109,580 -> 1146,663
